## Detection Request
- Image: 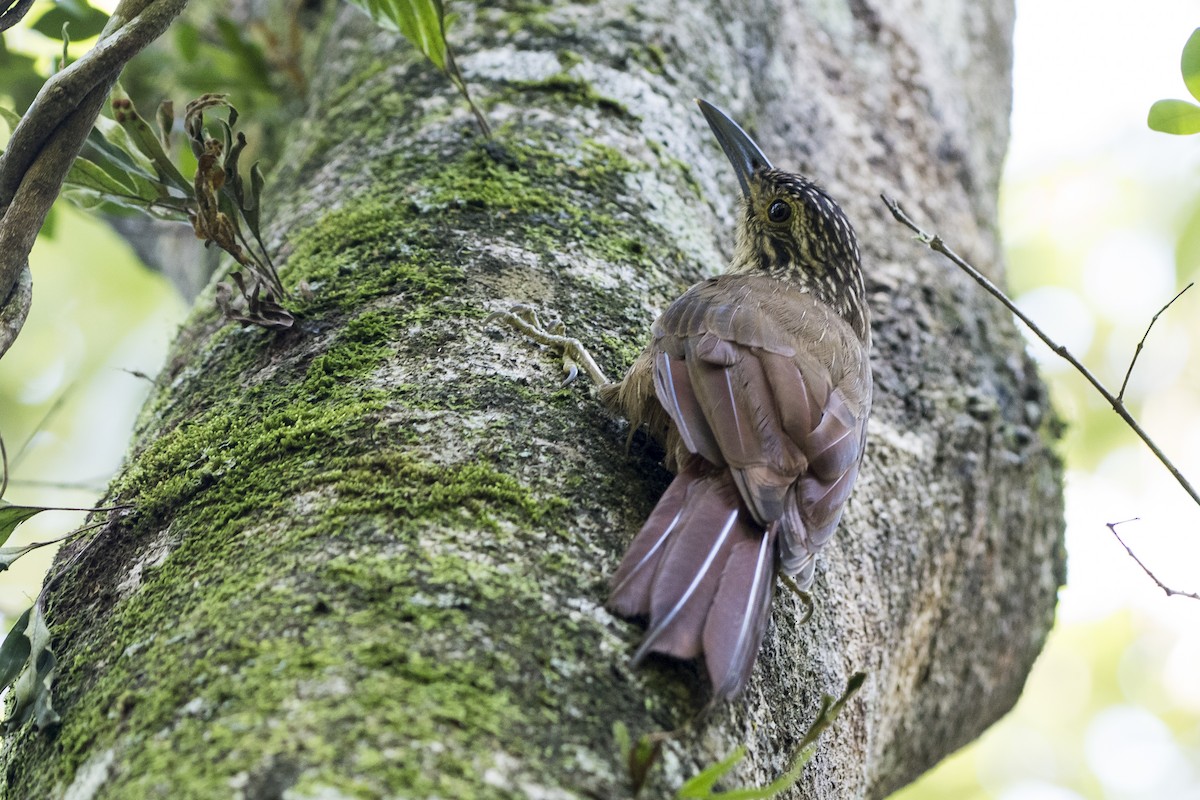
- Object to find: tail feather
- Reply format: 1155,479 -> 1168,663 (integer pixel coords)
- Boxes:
637,503 -> 738,661
703,528 -> 776,700
607,471 -> 693,617
607,466 -> 777,698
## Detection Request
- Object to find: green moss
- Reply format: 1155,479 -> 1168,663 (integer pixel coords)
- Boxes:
284,203 -> 467,315
45,397 -> 574,796
496,1 -> 561,36
320,453 -> 568,531
506,75 -> 631,117
83,515 -> 538,796
663,155 -> 704,199
276,134 -> 651,341
555,49 -> 584,71
30,193 -> 589,786
9,43 -> 711,794
417,137 -> 662,284
599,333 -> 643,373
644,43 -> 668,75
416,145 -> 563,213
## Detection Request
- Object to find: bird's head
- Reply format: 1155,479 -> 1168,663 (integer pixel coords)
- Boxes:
697,99 -> 868,340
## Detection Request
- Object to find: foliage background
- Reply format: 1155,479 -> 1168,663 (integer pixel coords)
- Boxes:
1,0 -> 1198,797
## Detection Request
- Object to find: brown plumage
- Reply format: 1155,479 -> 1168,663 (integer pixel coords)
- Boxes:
603,101 -> 872,701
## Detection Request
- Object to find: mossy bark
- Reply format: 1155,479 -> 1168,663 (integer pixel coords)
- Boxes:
2,1 -> 1063,798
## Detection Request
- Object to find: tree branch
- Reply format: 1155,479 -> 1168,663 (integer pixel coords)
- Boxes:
1106,520 -> 1200,601
1118,282 -> 1192,402
0,0 -> 34,32
883,194 -> 1200,599
0,0 -> 189,360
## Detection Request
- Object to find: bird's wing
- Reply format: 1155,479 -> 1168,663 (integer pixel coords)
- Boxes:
651,276 -> 869,580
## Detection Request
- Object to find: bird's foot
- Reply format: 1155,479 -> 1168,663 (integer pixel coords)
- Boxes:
778,573 -> 815,625
487,304 -> 610,387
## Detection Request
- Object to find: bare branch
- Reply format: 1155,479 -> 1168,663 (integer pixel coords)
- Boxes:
0,267 -> 31,363
1118,282 -> 1193,402
883,195 -> 1200,599
882,195 -> 1200,510
0,0 -> 190,359
0,0 -> 34,32
1106,520 -> 1200,601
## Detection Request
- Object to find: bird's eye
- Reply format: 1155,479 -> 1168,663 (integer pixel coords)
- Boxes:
767,200 -> 792,223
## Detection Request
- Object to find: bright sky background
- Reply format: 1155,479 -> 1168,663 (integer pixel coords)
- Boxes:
1007,0 -> 1200,621
898,2 -> 1200,798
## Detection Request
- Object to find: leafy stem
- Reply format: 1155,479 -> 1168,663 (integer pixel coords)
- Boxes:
345,0 -> 490,138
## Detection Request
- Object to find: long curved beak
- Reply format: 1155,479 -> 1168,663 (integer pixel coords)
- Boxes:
696,99 -> 774,200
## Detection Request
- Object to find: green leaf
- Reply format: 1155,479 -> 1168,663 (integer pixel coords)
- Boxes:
677,747 -> 744,797
0,39 -> 43,113
348,0 -> 449,70
613,720 -> 631,756
0,608 -> 32,691
1182,28 -> 1200,103
112,89 -> 192,193
214,17 -> 271,80
0,503 -> 46,547
5,603 -> 60,734
0,542 -> 48,572
1148,99 -> 1200,135
88,115 -> 161,184
66,156 -> 138,195
74,112 -> 177,211
30,0 -> 110,41
673,674 -> 867,799
173,20 -> 201,62
674,739 -> 809,800
0,105 -> 21,136
706,751 -> 812,800
613,721 -> 662,797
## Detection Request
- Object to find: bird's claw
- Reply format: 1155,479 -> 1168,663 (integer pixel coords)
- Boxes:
487,303 -> 610,387
779,573 -> 815,625
560,358 -> 580,387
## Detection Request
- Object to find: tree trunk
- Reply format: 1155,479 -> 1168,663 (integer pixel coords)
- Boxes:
1,1 -> 1063,797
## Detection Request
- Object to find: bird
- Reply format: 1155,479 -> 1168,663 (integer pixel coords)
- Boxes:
599,100 -> 872,701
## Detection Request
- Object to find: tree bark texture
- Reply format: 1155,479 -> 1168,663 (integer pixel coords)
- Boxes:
2,1 -> 1064,797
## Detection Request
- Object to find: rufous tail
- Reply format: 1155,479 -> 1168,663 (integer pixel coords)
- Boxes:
607,463 -> 776,700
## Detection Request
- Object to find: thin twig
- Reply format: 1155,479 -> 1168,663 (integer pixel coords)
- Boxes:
11,384 -> 73,471
3,519 -> 110,560
1118,282 -> 1193,402
883,195 -> 1200,601
19,503 -> 132,514
882,195 -> 1200,514
4,478 -> 112,492
40,518 -> 117,595
0,431 -> 8,500
1106,519 -> 1200,601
